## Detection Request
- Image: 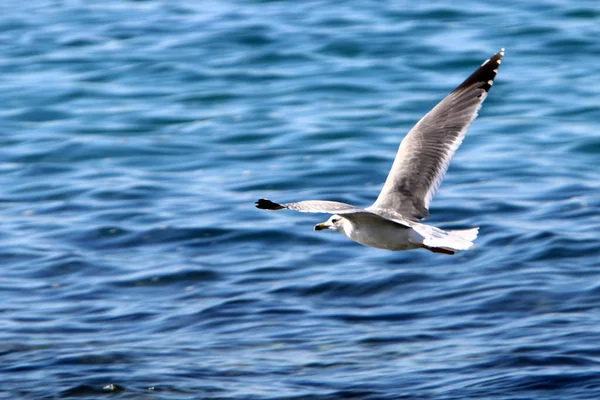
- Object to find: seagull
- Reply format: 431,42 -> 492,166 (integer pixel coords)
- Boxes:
256,49 -> 504,255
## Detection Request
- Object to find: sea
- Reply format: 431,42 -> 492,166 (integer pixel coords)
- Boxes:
2,1 -> 600,399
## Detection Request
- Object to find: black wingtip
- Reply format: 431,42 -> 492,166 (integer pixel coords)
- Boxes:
454,48 -> 504,94
255,198 -> 285,210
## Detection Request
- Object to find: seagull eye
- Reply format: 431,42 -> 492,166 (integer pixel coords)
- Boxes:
331,218 -> 339,224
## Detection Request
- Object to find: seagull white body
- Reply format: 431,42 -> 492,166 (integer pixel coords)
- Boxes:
330,215 -> 419,251
316,213 -> 478,254
256,49 -> 504,255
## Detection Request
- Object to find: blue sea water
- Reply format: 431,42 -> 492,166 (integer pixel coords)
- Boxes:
1,0 -> 600,398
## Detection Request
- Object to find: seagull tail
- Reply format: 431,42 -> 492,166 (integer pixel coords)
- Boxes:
411,224 -> 479,255
449,227 -> 479,243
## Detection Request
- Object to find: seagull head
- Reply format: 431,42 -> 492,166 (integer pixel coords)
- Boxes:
314,215 -> 344,232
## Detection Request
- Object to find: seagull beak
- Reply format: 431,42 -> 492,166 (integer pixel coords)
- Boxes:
314,222 -> 328,231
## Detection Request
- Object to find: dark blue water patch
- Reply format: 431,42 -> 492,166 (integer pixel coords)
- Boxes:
463,371 -> 600,399
28,252 -> 103,279
9,107 -> 71,122
59,384 -> 126,398
270,271 -> 432,299
563,8 -> 600,19
0,247 -> 46,269
87,185 -> 167,202
324,310 -> 423,324
55,351 -> 137,368
65,225 -> 243,250
173,90 -> 241,105
530,237 -> 600,263
111,267 -> 220,289
569,137 -> 600,154
548,37 -> 598,53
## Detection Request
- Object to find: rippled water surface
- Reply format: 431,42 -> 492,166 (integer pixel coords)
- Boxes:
2,1 -> 600,399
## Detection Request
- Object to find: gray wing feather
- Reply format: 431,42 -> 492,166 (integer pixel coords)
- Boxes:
256,198 -> 364,214
370,49 -> 504,220
255,198 -> 410,226
283,200 -> 366,214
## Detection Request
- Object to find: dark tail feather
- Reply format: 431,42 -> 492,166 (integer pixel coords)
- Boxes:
255,199 -> 285,210
423,245 -> 455,255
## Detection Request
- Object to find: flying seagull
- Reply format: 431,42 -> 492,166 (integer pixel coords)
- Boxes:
256,49 -> 504,255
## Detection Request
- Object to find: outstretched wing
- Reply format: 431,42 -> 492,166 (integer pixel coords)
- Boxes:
370,49 -> 504,220
256,198 -> 411,227
256,198 -> 367,214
